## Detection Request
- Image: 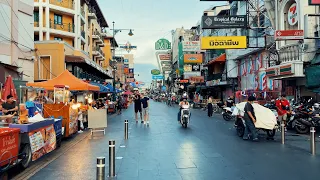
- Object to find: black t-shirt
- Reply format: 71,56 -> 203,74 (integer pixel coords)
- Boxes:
134,96 -> 142,109
141,97 -> 149,108
2,101 -> 17,115
244,102 -> 255,121
226,98 -> 234,107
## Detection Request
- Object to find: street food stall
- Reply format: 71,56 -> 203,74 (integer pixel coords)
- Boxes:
26,70 -> 100,137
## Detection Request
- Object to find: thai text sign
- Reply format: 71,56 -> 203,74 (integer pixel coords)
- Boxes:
183,54 -> 203,63
182,41 -> 201,51
202,15 -> 247,29
201,36 -> 247,49
158,54 -> 171,60
274,30 -> 304,40
155,38 -> 171,50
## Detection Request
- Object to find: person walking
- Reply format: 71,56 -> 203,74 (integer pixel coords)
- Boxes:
207,96 -> 213,117
276,94 -> 290,131
243,96 -> 258,141
141,93 -> 150,125
134,94 -> 143,123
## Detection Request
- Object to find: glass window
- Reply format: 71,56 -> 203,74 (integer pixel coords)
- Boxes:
34,11 -> 39,22
54,37 -> 62,41
54,14 -> 62,25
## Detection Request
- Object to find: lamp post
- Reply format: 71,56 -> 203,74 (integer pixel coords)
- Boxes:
111,21 -> 134,100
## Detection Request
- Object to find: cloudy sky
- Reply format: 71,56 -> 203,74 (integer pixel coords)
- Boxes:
97,0 -> 226,84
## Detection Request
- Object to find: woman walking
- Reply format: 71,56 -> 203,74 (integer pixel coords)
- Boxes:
207,96 -> 213,117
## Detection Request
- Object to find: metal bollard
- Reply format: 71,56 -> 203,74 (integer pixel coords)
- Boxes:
125,120 -> 128,140
96,157 -> 105,180
310,127 -> 316,155
281,123 -> 285,144
109,140 -> 116,177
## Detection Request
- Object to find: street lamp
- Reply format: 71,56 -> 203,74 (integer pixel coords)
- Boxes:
111,21 -> 134,100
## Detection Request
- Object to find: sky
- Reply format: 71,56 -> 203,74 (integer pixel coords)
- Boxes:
97,0 -> 226,85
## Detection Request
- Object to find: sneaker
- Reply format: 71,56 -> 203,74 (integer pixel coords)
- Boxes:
144,121 -> 146,125
78,130 -> 83,134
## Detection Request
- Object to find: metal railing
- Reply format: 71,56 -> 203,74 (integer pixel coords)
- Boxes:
88,6 -> 96,14
278,44 -> 302,63
49,19 -> 75,33
207,73 -> 226,81
79,72 -> 105,83
49,0 -> 74,10
80,6 -> 85,17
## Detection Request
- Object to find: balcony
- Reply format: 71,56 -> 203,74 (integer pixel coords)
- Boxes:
207,73 -> 226,81
278,44 -> 302,63
49,0 -> 74,10
79,72 -> 105,83
49,19 -> 75,33
93,46 -> 103,58
80,6 -> 85,24
93,30 -> 103,44
80,30 -> 86,44
88,7 -> 97,20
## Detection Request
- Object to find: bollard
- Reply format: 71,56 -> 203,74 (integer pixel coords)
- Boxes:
310,127 -> 316,155
96,157 -> 105,180
125,120 -> 128,140
109,140 -> 116,177
281,123 -> 285,144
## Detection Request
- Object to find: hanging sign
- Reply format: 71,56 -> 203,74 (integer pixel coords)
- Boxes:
155,39 -> 171,50
201,36 -> 247,49
288,3 -> 298,26
274,30 -> 304,40
201,15 -> 247,29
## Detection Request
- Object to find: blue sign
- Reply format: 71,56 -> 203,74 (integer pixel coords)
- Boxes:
124,59 -> 129,64
152,75 -> 164,80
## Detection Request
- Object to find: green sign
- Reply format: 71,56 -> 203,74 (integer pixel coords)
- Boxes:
155,38 -> 171,50
151,69 -> 161,75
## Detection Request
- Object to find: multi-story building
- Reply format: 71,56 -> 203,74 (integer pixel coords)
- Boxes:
265,0 -> 319,100
33,0 -> 113,82
0,0 -> 34,83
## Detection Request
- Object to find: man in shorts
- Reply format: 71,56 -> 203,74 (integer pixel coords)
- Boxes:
134,94 -> 143,123
141,93 -> 150,125
276,94 -> 290,131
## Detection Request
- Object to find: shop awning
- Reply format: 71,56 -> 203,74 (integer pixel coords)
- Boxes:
90,82 -> 109,93
311,53 -> 320,65
206,53 -> 226,66
105,84 -> 114,92
26,70 -> 100,91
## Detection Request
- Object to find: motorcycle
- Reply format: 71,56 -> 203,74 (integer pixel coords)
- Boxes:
180,104 -> 190,128
222,106 -> 234,121
294,102 -> 315,134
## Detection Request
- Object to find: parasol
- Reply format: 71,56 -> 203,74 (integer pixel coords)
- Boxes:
1,75 -> 18,101
123,91 -> 133,95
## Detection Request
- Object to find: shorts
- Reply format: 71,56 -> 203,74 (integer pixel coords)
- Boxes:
135,107 -> 142,113
143,107 -> 148,115
278,114 -> 287,122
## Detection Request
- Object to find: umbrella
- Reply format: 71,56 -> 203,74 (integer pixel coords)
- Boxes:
123,91 -> 133,95
1,75 -> 18,101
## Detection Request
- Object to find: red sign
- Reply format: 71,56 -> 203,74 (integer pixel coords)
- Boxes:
159,54 -> 171,60
274,30 -> 304,41
309,0 -> 320,5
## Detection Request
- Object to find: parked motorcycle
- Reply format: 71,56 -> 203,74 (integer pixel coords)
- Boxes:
222,107 -> 234,121
295,103 -> 320,134
180,104 -> 190,128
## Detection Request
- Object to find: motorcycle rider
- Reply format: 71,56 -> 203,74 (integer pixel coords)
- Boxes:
178,96 -> 190,122
276,94 -> 290,131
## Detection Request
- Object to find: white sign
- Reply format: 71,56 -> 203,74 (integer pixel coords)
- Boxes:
288,3 -> 298,26
182,41 -> 201,52
184,71 -> 201,79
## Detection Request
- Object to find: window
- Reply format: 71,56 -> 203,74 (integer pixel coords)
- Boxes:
54,37 -> 62,41
34,34 -> 39,41
34,11 -> 39,22
54,14 -> 62,25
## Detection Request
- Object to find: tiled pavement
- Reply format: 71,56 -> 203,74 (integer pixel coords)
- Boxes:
25,101 -> 320,180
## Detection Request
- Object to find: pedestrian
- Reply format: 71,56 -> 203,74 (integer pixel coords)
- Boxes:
276,94 -> 290,131
1,95 -> 18,116
116,96 -> 122,114
207,96 -> 213,117
243,96 -> 258,141
134,94 -> 143,123
141,93 -> 150,125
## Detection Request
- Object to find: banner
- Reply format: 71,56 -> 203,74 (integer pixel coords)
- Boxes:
202,15 -> 247,29
159,54 -> 171,60
182,41 -> 201,51
201,36 -> 247,49
183,54 -> 203,64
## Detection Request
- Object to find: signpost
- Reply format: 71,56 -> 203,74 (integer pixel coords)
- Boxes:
274,30 -> 304,40
155,39 -> 171,50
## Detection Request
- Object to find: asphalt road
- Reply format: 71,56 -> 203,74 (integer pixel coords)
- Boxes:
12,100 -> 320,180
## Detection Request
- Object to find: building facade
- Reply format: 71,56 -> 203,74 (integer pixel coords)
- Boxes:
0,0 -> 34,83
33,0 -> 113,82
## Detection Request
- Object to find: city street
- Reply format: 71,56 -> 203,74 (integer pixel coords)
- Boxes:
13,101 -> 320,180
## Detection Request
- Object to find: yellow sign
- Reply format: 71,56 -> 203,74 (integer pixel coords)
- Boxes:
201,36 -> 247,49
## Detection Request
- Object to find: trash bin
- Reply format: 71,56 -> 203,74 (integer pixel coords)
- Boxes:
0,128 -> 20,167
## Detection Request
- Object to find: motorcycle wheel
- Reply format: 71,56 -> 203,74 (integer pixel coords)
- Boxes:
266,129 -> 276,137
236,125 -> 245,137
295,125 -> 309,134
213,106 -> 218,113
223,113 -> 232,121
19,143 -> 32,169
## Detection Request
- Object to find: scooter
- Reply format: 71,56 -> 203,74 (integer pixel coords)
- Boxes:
222,106 -> 234,121
180,104 -> 190,128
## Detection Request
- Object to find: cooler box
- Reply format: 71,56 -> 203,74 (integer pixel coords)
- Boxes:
0,128 -> 20,166
53,118 -> 62,137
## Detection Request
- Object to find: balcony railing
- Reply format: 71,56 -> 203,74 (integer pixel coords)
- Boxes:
88,6 -> 96,14
80,6 -> 85,17
93,46 -> 104,56
34,21 -> 39,27
49,0 -> 74,10
79,72 -> 105,83
81,30 -> 85,39
49,19 -> 75,33
207,73 -> 226,81
278,44 -> 302,63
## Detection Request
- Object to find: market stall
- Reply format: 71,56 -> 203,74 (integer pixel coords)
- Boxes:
26,70 -> 100,137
